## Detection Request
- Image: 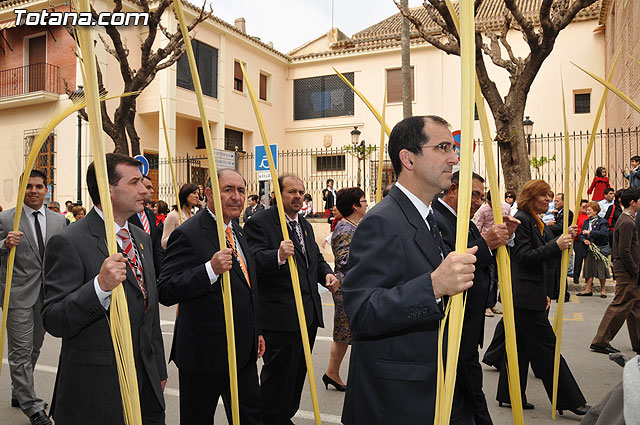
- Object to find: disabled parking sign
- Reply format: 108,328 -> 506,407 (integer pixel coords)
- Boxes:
255,144 -> 278,171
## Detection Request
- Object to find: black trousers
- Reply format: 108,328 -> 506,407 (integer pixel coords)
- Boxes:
178,360 -> 262,425
459,351 -> 493,425
573,242 -> 587,283
140,369 -> 166,425
260,325 -> 318,425
482,319 -> 505,368
496,308 -> 586,410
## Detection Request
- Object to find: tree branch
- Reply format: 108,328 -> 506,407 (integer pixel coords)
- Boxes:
393,0 -> 459,55
504,0 -> 539,51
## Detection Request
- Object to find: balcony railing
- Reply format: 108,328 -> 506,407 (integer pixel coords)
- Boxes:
0,62 -> 59,98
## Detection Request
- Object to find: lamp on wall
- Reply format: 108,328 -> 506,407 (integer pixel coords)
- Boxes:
523,116 -> 534,154
350,126 -> 361,146
350,126 -> 366,189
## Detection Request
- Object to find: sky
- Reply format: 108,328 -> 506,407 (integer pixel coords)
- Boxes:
204,0 -> 424,53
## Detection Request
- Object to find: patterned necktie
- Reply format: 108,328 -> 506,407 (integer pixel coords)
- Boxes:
426,211 -> 445,260
32,211 -> 45,259
138,211 -> 151,234
289,219 -> 306,256
225,226 -> 251,287
117,228 -> 147,306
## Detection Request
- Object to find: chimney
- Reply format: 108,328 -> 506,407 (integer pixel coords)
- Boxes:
234,17 -> 246,33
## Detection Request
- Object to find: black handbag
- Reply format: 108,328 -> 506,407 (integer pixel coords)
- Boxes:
599,244 -> 612,256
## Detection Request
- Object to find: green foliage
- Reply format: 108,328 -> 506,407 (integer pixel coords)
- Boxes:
342,144 -> 377,159
530,154 -> 556,171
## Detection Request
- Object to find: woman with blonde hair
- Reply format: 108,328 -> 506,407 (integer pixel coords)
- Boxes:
496,179 -> 589,416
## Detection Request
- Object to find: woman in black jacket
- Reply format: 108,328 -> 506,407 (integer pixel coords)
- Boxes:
496,179 -> 589,416
577,201 -> 611,297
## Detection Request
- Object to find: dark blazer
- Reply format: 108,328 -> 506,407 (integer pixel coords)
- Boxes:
341,186 -> 451,425
157,209 -> 260,373
42,208 -> 167,425
244,206 -> 332,331
322,188 -> 335,210
129,206 -> 163,278
511,210 -> 563,311
433,199 -> 494,352
579,216 -> 610,248
547,208 -> 574,237
242,203 -> 264,222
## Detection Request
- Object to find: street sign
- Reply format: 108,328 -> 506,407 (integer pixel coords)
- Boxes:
255,144 -> 278,171
257,171 -> 272,181
134,155 -> 149,176
214,149 -> 236,170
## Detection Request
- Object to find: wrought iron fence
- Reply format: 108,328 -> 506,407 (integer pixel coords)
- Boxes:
0,62 -> 59,98
156,127 -> 640,208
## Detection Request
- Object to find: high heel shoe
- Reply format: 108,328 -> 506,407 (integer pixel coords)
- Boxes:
322,374 -> 346,392
498,401 -> 534,410
558,404 -> 590,416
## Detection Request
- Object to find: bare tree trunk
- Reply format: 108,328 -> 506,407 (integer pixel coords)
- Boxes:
400,0 -> 412,118
496,116 -> 532,193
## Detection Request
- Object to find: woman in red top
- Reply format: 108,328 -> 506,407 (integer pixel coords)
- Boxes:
587,167 -> 611,201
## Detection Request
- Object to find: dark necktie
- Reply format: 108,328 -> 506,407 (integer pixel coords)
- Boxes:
288,220 -> 306,256
32,211 -> 45,259
426,211 -> 445,259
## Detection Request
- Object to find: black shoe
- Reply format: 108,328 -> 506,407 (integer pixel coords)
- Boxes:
322,373 -> 346,392
558,404 -> 590,416
498,401 -> 535,410
577,292 -> 593,296
29,410 -> 52,425
11,398 -> 19,408
590,344 -> 620,354
600,294 -> 607,298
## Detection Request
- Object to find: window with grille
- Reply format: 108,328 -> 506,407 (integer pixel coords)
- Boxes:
225,128 -> 243,152
574,92 -> 591,114
24,129 -> 55,200
386,67 -> 414,103
234,61 -> 244,92
259,72 -> 269,101
294,73 -> 354,120
316,155 -> 346,172
177,40 -> 218,98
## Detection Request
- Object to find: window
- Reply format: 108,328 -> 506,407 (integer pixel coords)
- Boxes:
386,67 -> 414,103
234,60 -> 244,92
294,73 -> 355,120
177,40 -> 218,98
259,72 -> 270,101
196,126 -> 205,149
225,128 -> 243,152
24,129 -> 55,201
574,91 -> 591,114
316,155 -> 346,172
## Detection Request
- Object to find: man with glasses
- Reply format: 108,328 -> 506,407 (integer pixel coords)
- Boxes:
341,115 -> 480,424
433,171 -> 519,425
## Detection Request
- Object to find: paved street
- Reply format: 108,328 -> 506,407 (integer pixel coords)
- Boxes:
0,287 -> 634,424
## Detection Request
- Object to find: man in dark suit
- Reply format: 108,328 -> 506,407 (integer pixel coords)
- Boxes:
158,169 -> 264,424
433,171 -> 519,425
341,115 -> 478,425
42,153 -> 167,425
242,194 -> 264,221
0,170 -> 66,425
128,175 -> 163,277
244,174 -> 338,425
547,193 -> 574,237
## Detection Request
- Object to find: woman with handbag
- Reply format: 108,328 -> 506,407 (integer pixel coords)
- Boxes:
577,201 -> 611,298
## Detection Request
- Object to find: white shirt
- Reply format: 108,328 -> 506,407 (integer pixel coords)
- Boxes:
204,208 -> 246,284
394,182 -> 433,231
598,199 -> 614,218
22,204 -> 47,249
93,207 -> 134,310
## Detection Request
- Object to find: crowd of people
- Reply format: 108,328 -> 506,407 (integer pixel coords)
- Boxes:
1,116 -> 639,425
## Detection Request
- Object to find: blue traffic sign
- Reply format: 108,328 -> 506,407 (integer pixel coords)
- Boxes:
255,144 -> 278,171
135,155 -> 149,176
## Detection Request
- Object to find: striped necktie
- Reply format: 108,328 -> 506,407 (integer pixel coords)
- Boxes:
138,211 -> 151,234
225,226 -> 251,287
117,228 -> 148,307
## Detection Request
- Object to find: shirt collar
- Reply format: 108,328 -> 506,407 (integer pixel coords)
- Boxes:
205,206 -> 232,231
94,206 -> 130,236
395,181 -> 432,221
438,197 -> 457,217
285,213 -> 300,224
23,203 -> 46,217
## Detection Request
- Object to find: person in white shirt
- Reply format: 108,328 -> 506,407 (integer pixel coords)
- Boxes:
598,188 -> 615,219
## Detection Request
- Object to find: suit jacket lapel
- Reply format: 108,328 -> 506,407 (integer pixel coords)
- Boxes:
202,211 -> 250,288
389,187 -> 442,269
87,209 -> 110,259
44,209 -> 58,243
19,209 -> 39,260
